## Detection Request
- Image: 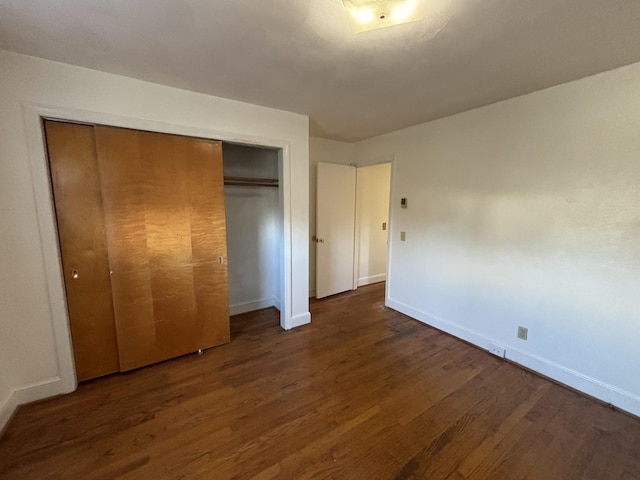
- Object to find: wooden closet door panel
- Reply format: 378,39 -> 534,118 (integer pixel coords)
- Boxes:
44,120 -> 120,381
186,139 -> 230,349
95,126 -> 229,371
94,127 -> 157,370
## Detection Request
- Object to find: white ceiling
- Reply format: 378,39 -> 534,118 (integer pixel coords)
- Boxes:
2,0 -> 640,142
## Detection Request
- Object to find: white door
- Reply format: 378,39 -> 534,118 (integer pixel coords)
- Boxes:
316,162 -> 357,299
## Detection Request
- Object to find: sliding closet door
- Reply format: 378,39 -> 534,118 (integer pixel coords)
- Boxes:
44,120 -> 120,381
95,126 -> 230,371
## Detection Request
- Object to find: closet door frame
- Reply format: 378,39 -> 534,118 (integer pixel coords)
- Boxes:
23,104 -> 294,395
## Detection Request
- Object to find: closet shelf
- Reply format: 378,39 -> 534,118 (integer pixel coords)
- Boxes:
223,176 -> 279,187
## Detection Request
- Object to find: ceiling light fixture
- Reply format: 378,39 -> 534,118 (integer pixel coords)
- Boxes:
343,0 -> 424,33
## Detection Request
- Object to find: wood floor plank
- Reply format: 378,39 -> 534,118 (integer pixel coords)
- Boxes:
1,283 -> 639,479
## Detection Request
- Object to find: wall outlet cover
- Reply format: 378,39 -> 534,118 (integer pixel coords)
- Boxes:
517,326 -> 528,340
488,344 -> 506,358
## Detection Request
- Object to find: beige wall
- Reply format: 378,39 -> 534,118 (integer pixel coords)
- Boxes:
0,50 -> 310,429
354,61 -> 640,416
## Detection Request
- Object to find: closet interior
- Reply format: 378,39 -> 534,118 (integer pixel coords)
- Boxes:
222,143 -> 283,317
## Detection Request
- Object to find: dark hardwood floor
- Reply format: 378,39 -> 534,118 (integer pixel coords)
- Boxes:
1,283 -> 639,479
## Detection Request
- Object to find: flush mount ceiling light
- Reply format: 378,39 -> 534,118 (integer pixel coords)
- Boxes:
343,0 -> 424,33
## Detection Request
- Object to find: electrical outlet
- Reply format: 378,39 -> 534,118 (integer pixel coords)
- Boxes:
517,326 -> 528,340
488,344 -> 505,358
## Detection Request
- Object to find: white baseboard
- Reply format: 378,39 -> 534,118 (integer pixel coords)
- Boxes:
229,298 -> 278,316
0,375 -> 74,433
0,392 -> 18,435
285,312 -> 311,330
506,348 -> 640,417
386,296 -> 640,418
272,297 -> 281,312
358,274 -> 386,287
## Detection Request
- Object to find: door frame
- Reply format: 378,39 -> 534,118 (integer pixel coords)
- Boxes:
352,157 -> 395,297
23,103 -> 296,393
353,157 -> 395,290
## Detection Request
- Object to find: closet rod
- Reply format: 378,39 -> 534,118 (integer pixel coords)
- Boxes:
223,176 -> 279,187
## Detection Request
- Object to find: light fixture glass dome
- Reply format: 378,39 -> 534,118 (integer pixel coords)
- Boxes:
343,0 -> 424,33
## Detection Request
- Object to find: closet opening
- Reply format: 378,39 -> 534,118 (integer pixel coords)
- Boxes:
222,142 -> 283,321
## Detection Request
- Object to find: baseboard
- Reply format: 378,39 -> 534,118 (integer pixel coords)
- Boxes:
229,298 -> 278,316
0,375 -> 72,434
272,297 -> 281,312
285,312 -> 311,330
506,348 -> 640,417
358,274 -> 386,287
309,289 -> 316,298
386,297 -> 488,352
0,391 -> 18,436
386,297 -> 640,418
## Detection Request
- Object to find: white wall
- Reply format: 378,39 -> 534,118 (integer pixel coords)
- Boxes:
308,137 -> 354,296
355,62 -> 640,416
0,49 -> 310,430
223,144 -> 281,315
355,163 -> 391,286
